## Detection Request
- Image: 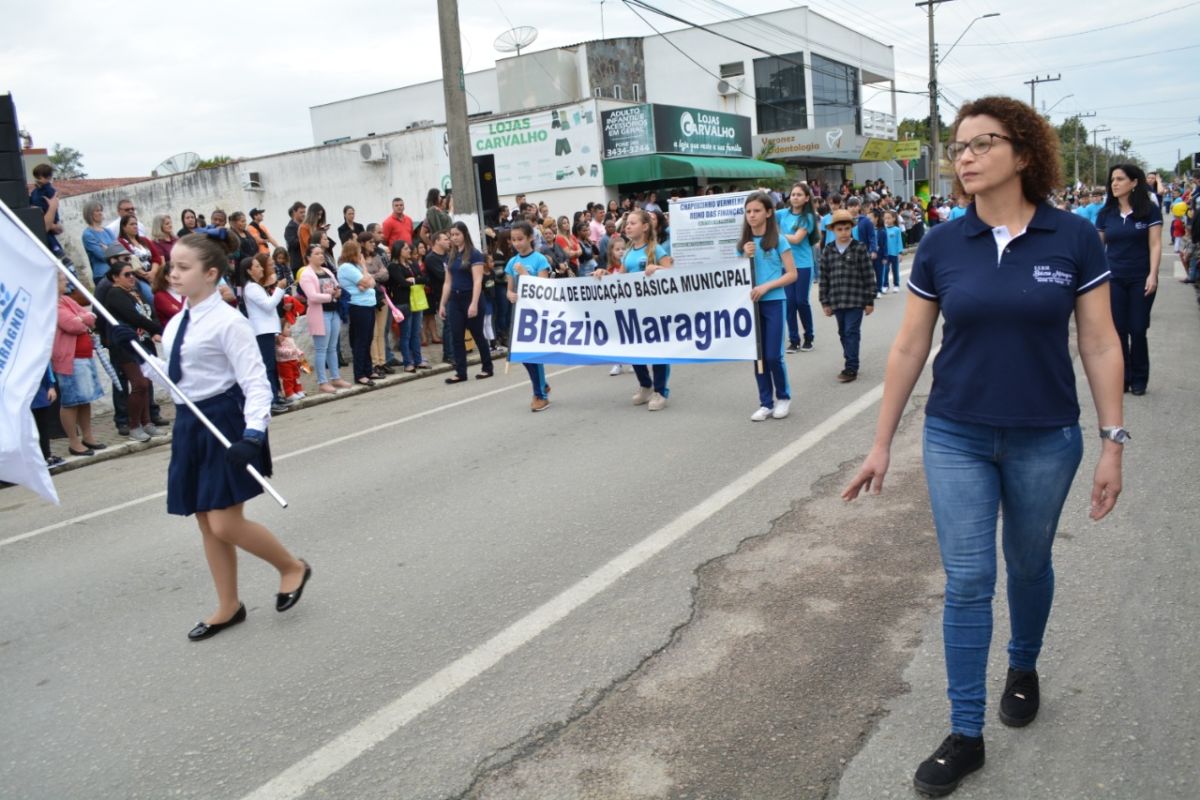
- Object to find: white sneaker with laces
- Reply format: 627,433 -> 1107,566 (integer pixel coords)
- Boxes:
648,392 -> 668,411
632,386 -> 654,405
610,365 -> 622,376
772,399 -> 791,419
750,406 -> 773,422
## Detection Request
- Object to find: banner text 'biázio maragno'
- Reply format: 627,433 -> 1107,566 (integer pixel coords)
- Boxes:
508,260 -> 757,366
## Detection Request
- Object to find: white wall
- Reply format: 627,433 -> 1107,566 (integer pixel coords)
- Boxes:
641,6 -> 895,135
309,69 -> 500,145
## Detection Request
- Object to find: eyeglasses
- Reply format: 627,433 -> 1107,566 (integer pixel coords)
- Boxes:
945,133 -> 1015,162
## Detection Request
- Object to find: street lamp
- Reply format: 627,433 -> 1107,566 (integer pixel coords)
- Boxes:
938,12 -> 1001,67
916,1 -> 999,196
1044,94 -> 1074,115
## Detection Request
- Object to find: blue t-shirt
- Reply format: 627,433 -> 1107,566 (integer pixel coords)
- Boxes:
1094,207 -> 1161,278
337,263 -> 377,307
948,205 -> 968,221
622,243 -> 668,273
504,249 -> 551,285
821,212 -> 836,244
907,203 -> 1109,427
775,208 -> 815,267
29,184 -> 61,252
449,247 -> 484,292
748,236 -> 787,302
885,226 -> 904,257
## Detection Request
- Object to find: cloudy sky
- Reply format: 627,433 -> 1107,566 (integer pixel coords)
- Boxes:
5,0 -> 1197,177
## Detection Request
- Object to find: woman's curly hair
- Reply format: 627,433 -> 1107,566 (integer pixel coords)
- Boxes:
951,96 -> 1062,204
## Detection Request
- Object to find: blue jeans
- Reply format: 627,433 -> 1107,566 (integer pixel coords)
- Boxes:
1108,274 -> 1155,390
833,308 -> 864,372
784,268 -> 814,345
883,254 -> 900,289
633,364 -> 671,397
755,299 -> 790,408
442,315 -> 454,362
313,310 -> 342,384
923,415 -> 1083,738
399,309 -> 422,367
524,363 -> 548,400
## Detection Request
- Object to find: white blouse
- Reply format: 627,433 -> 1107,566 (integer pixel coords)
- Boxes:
143,290 -> 273,432
243,282 -> 284,336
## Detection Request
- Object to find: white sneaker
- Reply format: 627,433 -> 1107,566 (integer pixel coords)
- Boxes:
610,365 -> 622,376
632,386 -> 654,405
648,392 -> 668,411
128,427 -> 151,443
750,406 -> 773,422
772,399 -> 791,419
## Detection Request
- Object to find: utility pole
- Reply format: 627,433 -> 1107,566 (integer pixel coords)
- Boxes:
1092,125 -> 1110,186
1023,74 -> 1061,109
1074,111 -> 1096,186
437,0 -> 478,221
916,0 -> 956,196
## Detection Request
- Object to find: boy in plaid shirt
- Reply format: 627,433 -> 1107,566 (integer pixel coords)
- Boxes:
819,209 -> 876,382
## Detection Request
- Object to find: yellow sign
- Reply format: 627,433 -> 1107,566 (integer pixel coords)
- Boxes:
859,138 -> 894,161
893,140 -> 922,159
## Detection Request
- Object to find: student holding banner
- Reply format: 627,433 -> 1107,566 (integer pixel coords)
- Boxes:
741,192 -> 799,421
621,210 -> 673,412
776,182 -> 818,353
112,233 -> 312,641
505,221 -> 554,411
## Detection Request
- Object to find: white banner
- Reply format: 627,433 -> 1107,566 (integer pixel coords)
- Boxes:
508,259 -> 757,365
0,201 -> 60,503
667,190 -> 752,270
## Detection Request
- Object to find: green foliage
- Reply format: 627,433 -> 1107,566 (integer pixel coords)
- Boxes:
47,143 -> 86,179
196,155 -> 233,169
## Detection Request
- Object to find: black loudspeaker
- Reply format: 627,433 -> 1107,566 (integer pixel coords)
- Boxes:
473,154 -> 499,221
0,151 -> 23,182
0,179 -> 26,208
13,205 -> 45,241
0,122 -> 18,153
0,94 -> 16,126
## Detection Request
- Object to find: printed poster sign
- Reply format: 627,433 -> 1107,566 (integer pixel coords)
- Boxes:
601,105 -> 655,160
667,190 -> 753,270
469,103 -> 602,194
652,104 -> 752,158
508,260 -> 757,365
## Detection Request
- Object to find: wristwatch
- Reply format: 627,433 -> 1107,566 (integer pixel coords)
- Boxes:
1099,426 -> 1131,444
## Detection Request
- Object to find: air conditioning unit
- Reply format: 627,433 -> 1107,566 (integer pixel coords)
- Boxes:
360,141 -> 388,163
716,77 -> 744,96
241,170 -> 263,191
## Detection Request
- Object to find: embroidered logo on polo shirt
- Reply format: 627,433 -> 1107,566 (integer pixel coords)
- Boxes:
1032,265 -> 1072,286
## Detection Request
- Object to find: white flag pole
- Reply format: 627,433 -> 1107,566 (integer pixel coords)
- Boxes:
0,200 -> 288,508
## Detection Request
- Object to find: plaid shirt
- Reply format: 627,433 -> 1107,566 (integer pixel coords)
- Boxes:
819,239 -> 876,310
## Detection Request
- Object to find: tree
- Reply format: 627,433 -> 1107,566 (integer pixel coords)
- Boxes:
196,155 -> 233,169
897,116 -> 948,144
47,143 -> 86,179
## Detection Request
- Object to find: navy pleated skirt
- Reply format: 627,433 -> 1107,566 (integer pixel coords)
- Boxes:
167,386 -> 273,516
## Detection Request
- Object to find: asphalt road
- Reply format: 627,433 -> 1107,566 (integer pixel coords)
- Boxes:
2,255 -> 1196,800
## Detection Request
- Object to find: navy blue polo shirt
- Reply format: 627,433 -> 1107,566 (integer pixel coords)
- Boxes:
908,203 -> 1109,427
1094,207 -> 1160,278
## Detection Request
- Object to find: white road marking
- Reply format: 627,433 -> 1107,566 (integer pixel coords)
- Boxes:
0,367 -> 584,550
238,373 -> 909,800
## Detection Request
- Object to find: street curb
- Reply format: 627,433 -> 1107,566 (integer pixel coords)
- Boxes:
47,352 -> 499,478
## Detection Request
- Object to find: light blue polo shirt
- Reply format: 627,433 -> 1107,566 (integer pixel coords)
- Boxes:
776,208 -> 815,268
822,212 -> 836,244
748,236 -> 787,302
623,244 -> 668,273
908,202 -> 1109,427
337,263 -> 377,307
885,225 -> 904,257
504,249 -> 551,284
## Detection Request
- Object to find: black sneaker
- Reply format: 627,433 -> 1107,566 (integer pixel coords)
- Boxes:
786,342 -> 801,354
117,424 -> 130,437
999,668 -> 1040,727
914,733 -> 985,797
800,337 -> 814,352
836,369 -> 858,383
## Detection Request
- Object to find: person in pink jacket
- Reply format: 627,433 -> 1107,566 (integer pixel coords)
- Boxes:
298,243 -> 350,394
53,272 -> 107,456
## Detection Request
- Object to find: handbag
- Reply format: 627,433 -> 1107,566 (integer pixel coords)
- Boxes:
409,282 -> 430,312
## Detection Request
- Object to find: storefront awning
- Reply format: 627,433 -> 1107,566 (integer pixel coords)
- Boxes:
602,154 -> 786,185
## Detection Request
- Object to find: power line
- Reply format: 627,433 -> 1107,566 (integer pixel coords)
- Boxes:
953,1 -> 1200,46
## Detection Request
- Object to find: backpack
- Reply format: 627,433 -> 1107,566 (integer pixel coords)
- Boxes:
294,266 -> 308,300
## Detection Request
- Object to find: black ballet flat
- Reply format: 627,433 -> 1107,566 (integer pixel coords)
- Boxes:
187,603 -> 246,641
276,560 -> 312,612
81,440 -> 107,450
445,376 -> 467,384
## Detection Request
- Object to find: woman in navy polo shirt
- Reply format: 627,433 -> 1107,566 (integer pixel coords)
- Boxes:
843,96 -> 1126,797
1095,163 -> 1162,395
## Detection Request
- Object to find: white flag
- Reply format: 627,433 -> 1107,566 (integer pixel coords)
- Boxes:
0,200 -> 60,503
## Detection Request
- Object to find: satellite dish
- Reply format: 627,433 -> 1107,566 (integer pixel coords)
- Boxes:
494,26 -> 538,56
154,152 -> 200,176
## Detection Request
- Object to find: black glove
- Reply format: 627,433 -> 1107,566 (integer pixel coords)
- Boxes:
108,324 -> 145,364
226,430 -> 264,470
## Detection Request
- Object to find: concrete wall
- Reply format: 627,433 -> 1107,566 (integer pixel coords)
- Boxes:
496,48 -> 583,112
309,69 -> 499,145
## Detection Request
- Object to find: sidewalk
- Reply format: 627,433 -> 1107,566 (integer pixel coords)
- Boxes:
44,341 -> 496,477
